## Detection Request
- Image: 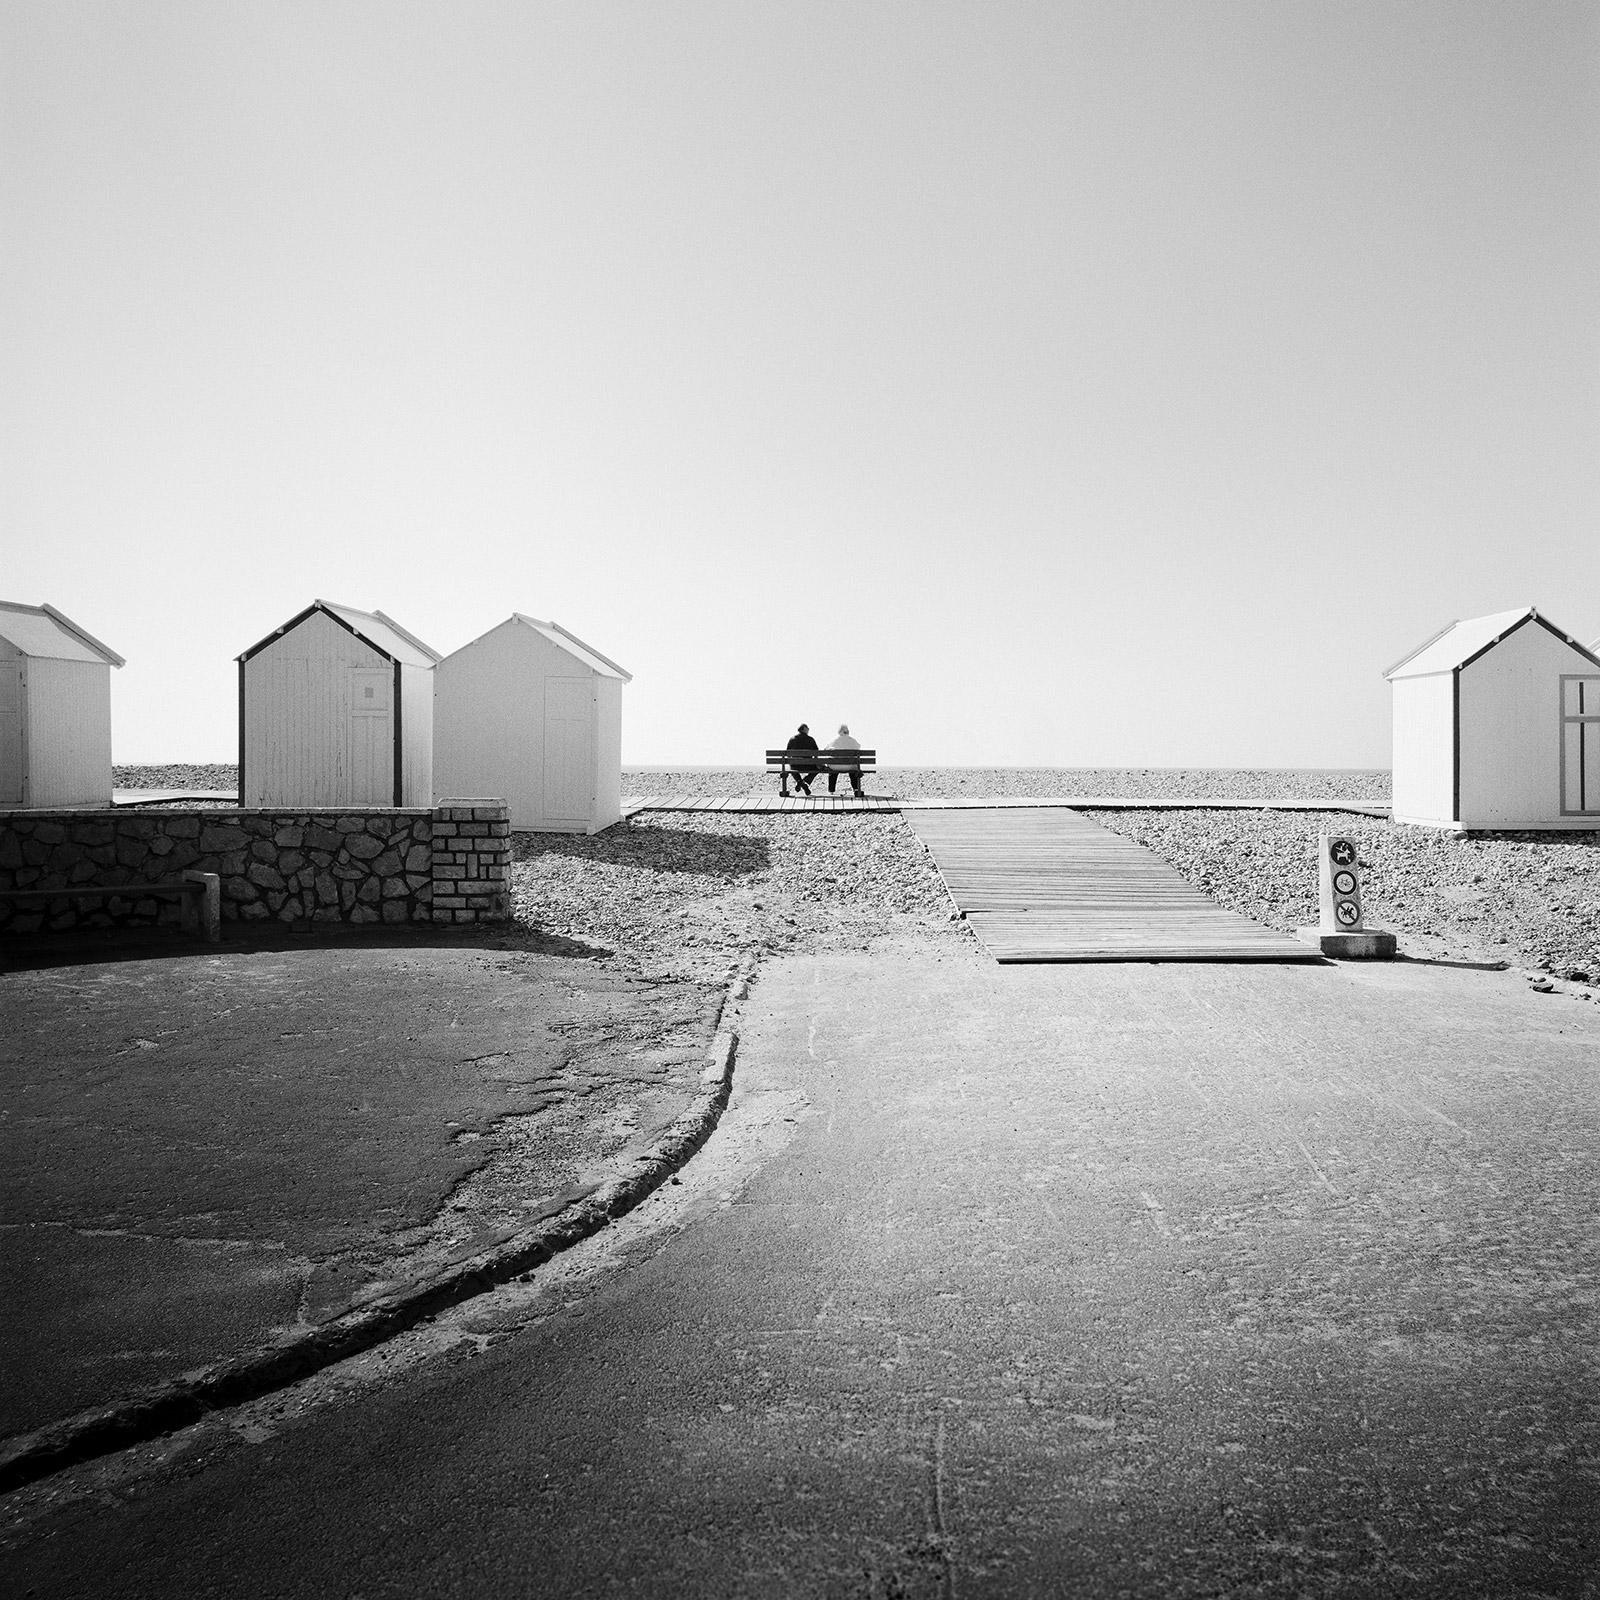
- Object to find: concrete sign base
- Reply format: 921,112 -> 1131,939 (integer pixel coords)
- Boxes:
1297,925 -> 1398,960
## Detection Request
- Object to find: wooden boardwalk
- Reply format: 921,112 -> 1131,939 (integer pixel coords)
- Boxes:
905,807 -> 1317,964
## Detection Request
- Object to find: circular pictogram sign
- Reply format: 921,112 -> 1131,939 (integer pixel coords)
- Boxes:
1329,840 -> 1357,867
1333,869 -> 1358,895
1336,900 -> 1360,926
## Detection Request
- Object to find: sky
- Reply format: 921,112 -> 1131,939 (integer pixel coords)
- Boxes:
4,0 -> 1597,767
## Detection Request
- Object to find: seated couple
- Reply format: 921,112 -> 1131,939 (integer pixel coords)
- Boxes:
785,723 -> 864,797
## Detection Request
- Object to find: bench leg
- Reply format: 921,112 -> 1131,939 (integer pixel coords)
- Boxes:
182,871 -> 221,943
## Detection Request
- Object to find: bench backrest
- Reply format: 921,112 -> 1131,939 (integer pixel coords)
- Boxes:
766,749 -> 876,764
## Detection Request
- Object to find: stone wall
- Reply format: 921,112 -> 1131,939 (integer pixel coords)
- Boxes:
429,802 -> 512,922
0,801 -> 510,935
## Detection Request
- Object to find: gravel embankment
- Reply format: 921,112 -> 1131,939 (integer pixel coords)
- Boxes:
1093,809 -> 1600,983
113,764 -> 237,792
624,767 -> 1391,803
510,812 -> 967,982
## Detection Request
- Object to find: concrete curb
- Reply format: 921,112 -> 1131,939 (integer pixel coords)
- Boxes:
0,956 -> 760,1496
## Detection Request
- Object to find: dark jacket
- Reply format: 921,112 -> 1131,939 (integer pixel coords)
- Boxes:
786,731 -> 819,767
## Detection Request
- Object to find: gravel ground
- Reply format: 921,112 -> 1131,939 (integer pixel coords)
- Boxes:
520,805 -> 1598,989
1092,808 -> 1600,983
510,812 -> 969,983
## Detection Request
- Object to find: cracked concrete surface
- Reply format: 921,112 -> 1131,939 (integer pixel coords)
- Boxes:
0,931 -> 726,1441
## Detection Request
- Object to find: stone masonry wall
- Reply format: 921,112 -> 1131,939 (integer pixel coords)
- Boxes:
0,802 -> 510,935
429,802 -> 511,923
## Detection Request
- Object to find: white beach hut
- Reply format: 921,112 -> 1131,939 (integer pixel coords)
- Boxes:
0,602 -> 124,809
433,615 -> 631,833
1385,606 -> 1600,831
238,600 -> 440,808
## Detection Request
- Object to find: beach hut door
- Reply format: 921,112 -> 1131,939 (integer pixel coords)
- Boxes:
348,667 -> 392,805
0,663 -> 22,806
1561,676 -> 1600,815
544,679 -> 592,821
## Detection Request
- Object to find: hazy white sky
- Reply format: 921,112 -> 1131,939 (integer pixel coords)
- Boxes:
4,1 -> 1596,766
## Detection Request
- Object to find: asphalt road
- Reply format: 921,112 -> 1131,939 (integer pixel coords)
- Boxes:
3,939 -> 1596,1597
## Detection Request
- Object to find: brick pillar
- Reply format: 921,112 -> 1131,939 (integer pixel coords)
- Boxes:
430,800 -> 511,923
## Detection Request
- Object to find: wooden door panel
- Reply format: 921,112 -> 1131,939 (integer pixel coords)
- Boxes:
543,680 -> 591,821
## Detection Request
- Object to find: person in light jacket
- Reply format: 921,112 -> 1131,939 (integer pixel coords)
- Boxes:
824,725 -> 864,797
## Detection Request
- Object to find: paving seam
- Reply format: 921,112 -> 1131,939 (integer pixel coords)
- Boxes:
0,956 -> 760,1497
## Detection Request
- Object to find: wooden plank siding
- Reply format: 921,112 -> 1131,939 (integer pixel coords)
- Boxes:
243,610 -> 393,809
14,656 -> 113,808
905,808 -> 1316,964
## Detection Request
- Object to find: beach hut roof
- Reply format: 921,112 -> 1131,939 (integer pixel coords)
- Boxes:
238,600 -> 441,667
1383,606 -> 1600,680
458,614 -> 632,681
0,601 -> 124,666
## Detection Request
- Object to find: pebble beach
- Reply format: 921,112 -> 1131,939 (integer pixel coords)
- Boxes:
112,764 -> 1598,986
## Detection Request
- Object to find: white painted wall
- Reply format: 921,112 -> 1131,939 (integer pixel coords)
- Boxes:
243,609 -> 393,807
434,619 -> 624,833
1459,620 -> 1599,828
1390,672 -> 1455,826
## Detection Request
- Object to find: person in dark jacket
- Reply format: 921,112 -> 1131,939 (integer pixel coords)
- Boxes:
785,723 -> 820,794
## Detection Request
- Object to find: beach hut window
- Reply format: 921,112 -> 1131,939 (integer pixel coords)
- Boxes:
1562,676 -> 1600,814
350,668 -> 390,716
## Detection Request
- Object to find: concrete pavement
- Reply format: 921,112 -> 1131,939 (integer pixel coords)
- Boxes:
0,927 -> 732,1477
2,935 -> 1596,1595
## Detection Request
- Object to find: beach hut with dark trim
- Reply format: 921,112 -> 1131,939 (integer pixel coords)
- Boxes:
433,615 -> 631,833
238,600 -> 440,808
0,601 -> 124,809
1384,605 -> 1600,831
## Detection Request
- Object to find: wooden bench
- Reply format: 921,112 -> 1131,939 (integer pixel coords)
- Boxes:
765,749 -> 877,797
0,871 -> 221,942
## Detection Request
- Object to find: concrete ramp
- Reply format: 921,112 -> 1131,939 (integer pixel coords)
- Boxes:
907,807 -> 1317,963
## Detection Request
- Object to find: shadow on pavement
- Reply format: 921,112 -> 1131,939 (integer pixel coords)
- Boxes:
0,919 -> 613,974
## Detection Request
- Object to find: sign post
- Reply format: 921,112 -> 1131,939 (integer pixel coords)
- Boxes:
1320,836 -> 1364,932
1298,833 -> 1396,958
